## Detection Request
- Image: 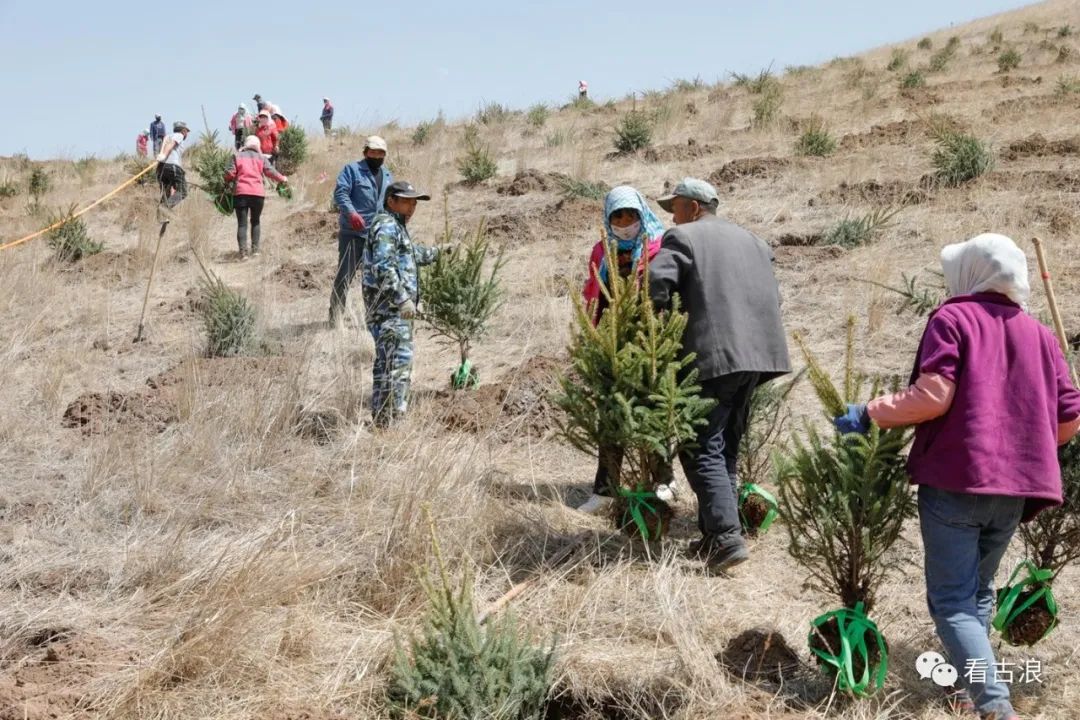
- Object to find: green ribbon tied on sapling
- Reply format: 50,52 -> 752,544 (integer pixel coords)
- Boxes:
809,602 -> 888,696
738,482 -> 779,533
616,485 -> 661,541
992,559 -> 1059,644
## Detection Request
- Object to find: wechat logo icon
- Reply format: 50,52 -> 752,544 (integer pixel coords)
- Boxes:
916,651 -> 958,687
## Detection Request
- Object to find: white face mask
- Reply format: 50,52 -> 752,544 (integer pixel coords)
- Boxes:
611,221 -> 641,241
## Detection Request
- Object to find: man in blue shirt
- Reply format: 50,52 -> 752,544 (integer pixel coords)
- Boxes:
329,135 -> 393,325
149,114 -> 167,156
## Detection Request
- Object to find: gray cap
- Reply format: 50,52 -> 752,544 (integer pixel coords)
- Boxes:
657,177 -> 719,212
173,121 -> 189,133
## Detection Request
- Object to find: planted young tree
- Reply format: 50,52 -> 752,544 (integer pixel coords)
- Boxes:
421,212 -> 505,389
776,320 -> 915,696
751,83 -> 783,129
557,243 -> 713,541
47,205 -> 103,262
613,110 -> 653,153
900,70 -> 926,89
190,131 -> 235,215
458,139 -> 498,184
275,125 -> 308,174
993,439 -> 1080,646
387,533 -> 554,720
997,47 -> 1022,72
192,249 -> 257,357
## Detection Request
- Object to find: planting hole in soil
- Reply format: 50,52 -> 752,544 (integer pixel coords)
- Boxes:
719,628 -> 801,684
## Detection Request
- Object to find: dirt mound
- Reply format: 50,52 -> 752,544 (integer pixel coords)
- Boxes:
496,169 -> 568,196
986,94 -> 1074,122
1001,133 -> 1080,160
287,209 -> 337,245
538,197 -> 599,233
986,169 -> 1080,193
70,249 -> 140,285
0,630 -> 126,720
709,157 -> 790,188
643,140 -> 723,163
820,177 -> 933,206
293,407 -> 344,444
157,286 -> 202,316
898,87 -> 942,105
275,260 -> 329,292
775,232 -> 822,247
1030,204 -> 1076,234
439,355 -> 565,439
773,245 -> 846,270
718,628 -> 802,684
62,390 -> 176,435
838,121 -> 924,150
485,211 -> 536,244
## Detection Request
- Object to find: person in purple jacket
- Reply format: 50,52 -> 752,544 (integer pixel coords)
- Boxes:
835,233 -> 1080,720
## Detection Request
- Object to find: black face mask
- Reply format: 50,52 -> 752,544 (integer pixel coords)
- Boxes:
365,157 -> 384,172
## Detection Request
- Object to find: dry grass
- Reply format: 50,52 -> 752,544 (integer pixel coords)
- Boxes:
3,1 -> 1080,718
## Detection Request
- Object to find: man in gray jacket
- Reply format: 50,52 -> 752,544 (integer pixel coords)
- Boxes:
650,178 -> 791,570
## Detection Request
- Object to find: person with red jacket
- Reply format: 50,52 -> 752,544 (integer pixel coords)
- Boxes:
269,104 -> 289,132
223,135 -> 288,259
255,111 -> 279,161
136,129 -> 150,157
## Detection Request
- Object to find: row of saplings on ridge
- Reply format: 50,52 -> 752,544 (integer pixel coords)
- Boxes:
384,243 -> 1080,717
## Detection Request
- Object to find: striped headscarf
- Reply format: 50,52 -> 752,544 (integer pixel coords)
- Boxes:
598,185 -> 665,286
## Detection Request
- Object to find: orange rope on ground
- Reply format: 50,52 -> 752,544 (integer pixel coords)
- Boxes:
0,162 -> 157,252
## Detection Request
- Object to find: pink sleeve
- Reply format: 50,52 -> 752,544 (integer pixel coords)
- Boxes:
582,242 -> 605,305
867,373 -> 956,429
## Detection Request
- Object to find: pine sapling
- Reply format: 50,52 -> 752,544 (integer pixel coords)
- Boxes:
557,240 -> 713,540
778,319 -> 915,696
421,204 -> 506,388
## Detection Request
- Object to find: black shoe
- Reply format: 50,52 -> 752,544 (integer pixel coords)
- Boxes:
689,537 -> 749,570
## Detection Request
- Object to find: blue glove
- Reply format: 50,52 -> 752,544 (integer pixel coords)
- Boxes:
834,403 -> 871,435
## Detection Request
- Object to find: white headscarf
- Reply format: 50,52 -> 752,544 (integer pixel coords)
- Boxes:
940,233 -> 1030,307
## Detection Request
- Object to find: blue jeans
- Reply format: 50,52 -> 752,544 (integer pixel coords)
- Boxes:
919,485 -> 1024,719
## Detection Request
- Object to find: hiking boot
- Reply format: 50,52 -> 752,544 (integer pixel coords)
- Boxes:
251,249 -> 261,257
689,537 -> 749,570
576,493 -> 613,514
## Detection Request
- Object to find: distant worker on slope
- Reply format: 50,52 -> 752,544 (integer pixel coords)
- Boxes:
321,97 -> 334,136
578,79 -> 588,99
149,114 -> 166,156
255,110 -> 280,162
136,129 -> 150,158
229,104 -> 254,150
224,135 -> 288,260
253,93 -> 267,112
155,121 -> 191,220
328,135 -> 392,325
269,104 -> 289,133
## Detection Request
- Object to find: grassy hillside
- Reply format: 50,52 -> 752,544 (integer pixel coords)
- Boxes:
2,1 -> 1080,718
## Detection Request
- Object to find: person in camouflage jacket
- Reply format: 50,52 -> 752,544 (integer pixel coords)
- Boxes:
361,181 -> 441,427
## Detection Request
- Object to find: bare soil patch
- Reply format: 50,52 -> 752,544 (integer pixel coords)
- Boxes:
719,628 -> 802,684
642,140 -> 723,163
709,157 -> 790,188
286,209 -> 337,245
819,177 -> 933,206
496,169 -> 568,196
439,355 -> 565,439
61,390 -> 177,435
986,169 -> 1080,193
275,260 -> 329,293
1001,133 -> 1080,160
0,630 -> 127,720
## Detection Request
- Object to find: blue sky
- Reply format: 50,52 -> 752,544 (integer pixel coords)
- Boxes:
0,0 -> 1028,159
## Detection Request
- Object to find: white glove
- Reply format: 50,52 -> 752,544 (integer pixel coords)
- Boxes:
155,153 -> 166,162
655,484 -> 675,503
400,300 -> 417,319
